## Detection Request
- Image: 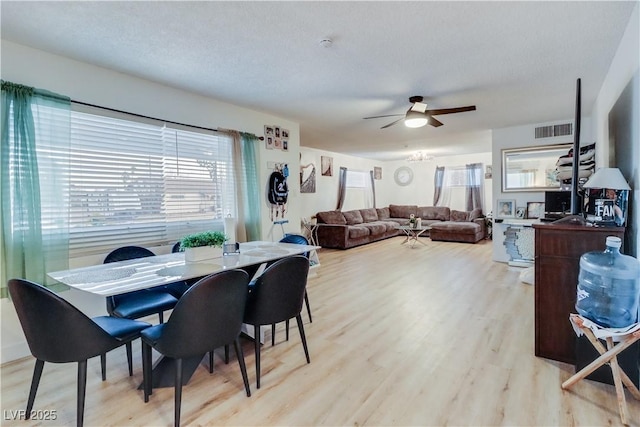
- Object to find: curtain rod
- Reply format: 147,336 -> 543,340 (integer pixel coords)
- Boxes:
71,99 -> 263,140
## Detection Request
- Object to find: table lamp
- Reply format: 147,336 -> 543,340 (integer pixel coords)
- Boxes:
582,167 -> 630,226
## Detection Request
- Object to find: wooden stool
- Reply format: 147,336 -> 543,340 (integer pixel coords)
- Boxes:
561,314 -> 640,426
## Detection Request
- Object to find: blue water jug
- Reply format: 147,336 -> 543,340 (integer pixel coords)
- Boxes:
575,236 -> 640,328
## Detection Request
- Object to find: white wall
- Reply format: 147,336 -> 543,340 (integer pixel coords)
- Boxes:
299,146 -> 492,215
381,153 -> 492,211
491,118 -> 593,261
0,40 -> 303,363
591,3 -> 639,256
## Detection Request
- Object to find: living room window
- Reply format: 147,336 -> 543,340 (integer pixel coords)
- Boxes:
344,170 -> 373,210
42,106 -> 236,257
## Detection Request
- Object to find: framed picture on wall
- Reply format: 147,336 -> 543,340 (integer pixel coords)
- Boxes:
321,156 -> 333,176
527,202 -> 545,219
497,199 -> 515,218
515,206 -> 526,219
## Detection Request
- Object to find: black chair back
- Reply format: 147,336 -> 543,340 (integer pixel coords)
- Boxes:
244,255 -> 310,326
9,279 -> 122,363
153,269 -> 250,359
104,245 -> 154,263
279,234 -> 310,258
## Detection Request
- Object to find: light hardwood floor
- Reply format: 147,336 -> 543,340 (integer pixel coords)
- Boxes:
1,237 -> 638,426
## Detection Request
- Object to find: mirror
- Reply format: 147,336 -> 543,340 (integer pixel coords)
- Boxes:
502,143 -> 572,192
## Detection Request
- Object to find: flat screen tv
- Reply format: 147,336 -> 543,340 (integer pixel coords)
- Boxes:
571,78 -> 581,215
545,191 -> 571,217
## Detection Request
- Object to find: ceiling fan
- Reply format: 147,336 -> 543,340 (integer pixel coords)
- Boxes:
363,96 -> 476,129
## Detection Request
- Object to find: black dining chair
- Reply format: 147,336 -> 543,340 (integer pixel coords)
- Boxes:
104,246 -> 179,323
140,269 -> 251,427
267,234 -> 314,345
103,246 -> 179,375
243,255 -> 311,389
8,279 -> 151,427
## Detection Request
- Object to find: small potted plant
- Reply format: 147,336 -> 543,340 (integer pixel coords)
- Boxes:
180,230 -> 228,263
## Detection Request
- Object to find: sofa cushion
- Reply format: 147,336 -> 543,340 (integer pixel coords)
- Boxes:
343,210 -> 364,225
361,222 -> 386,235
469,208 -> 483,221
430,221 -> 480,234
316,210 -> 346,225
360,208 -> 379,223
389,204 -> 417,218
376,207 -> 390,220
348,225 -> 370,239
450,210 -> 470,222
418,206 -> 450,221
380,220 -> 401,232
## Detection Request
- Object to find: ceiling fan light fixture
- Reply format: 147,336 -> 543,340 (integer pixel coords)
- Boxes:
407,151 -> 434,162
404,110 -> 428,128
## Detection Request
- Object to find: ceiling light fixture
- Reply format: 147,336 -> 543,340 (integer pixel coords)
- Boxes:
407,151 -> 434,162
319,38 -> 333,48
404,110 -> 428,128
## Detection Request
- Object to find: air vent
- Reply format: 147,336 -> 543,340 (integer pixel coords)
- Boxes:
535,123 -> 573,138
554,123 -> 573,136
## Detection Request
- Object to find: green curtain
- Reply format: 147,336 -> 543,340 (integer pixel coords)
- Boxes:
240,132 -> 262,241
1,81 -> 70,297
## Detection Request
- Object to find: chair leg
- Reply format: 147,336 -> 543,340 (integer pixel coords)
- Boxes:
254,325 -> 261,389
174,358 -> 183,427
286,319 -> 290,341
225,344 -> 230,364
296,315 -> 311,364
209,351 -> 214,374
26,359 -> 45,417
271,324 -> 276,346
304,290 -> 312,323
158,311 -> 164,324
234,338 -> 251,397
126,342 -> 133,376
142,342 -> 153,402
77,360 -> 88,427
100,353 -> 107,381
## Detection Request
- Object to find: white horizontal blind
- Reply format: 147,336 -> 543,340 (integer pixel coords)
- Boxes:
161,125 -> 236,241
65,109 -> 235,257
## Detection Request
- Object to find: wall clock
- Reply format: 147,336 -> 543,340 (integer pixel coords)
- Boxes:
394,166 -> 413,186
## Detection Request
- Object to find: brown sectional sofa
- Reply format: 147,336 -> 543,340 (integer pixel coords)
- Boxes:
315,204 -> 485,249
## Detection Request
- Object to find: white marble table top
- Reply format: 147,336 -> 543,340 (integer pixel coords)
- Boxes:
48,241 -> 319,297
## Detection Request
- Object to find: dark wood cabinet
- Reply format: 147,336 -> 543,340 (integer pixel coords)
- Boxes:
533,223 -> 625,364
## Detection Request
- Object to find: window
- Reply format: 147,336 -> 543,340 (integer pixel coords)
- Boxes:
345,170 -> 369,188
42,106 -> 236,257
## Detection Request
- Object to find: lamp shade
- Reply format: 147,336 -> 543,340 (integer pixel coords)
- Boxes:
583,167 -> 631,190
404,110 -> 428,128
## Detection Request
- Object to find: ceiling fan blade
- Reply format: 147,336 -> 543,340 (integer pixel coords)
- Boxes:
381,117 -> 404,129
363,113 -> 404,120
427,105 -> 476,116
428,116 -> 444,127
410,101 -> 428,113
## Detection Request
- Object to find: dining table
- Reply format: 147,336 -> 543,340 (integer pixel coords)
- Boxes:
48,240 -> 320,388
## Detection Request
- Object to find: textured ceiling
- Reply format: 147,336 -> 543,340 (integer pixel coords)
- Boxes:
1,1 -> 636,161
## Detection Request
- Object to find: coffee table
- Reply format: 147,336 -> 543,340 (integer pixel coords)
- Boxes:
398,225 -> 431,247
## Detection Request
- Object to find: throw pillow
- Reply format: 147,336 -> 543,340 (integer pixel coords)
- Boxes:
316,210 -> 347,225
376,207 -> 390,220
450,210 -> 470,222
343,210 -> 364,225
360,208 -> 379,223
468,208 -> 483,221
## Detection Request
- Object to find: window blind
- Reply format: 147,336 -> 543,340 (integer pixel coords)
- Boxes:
52,108 -> 235,257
